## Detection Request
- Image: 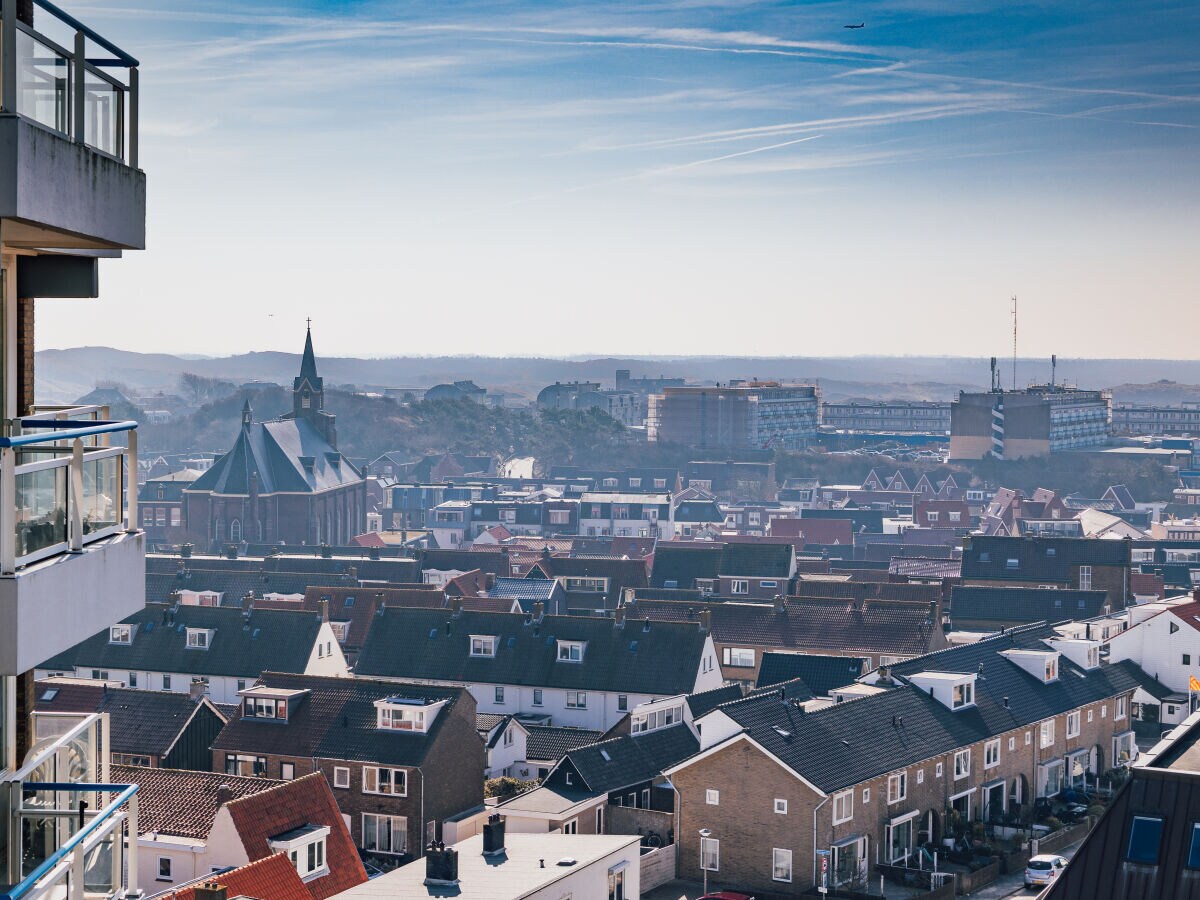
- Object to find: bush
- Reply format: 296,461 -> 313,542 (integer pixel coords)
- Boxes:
1043,817 -> 1063,831
484,776 -> 536,800
1087,804 -> 1106,819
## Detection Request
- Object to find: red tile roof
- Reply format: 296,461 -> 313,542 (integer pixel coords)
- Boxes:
111,765 -> 283,840
224,773 -> 368,900
167,853 -> 309,900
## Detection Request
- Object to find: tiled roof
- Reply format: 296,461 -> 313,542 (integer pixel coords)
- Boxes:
422,549 -> 506,575
224,773 -> 368,900
212,672 -> 466,767
35,683 -> 224,756
530,556 -> 649,606
719,542 -> 794,578
961,536 -> 1131,581
111,764 -> 282,839
649,543 -> 722,589
355,607 -> 709,696
889,557 -> 962,579
166,853 -> 310,900
708,624 -> 1148,793
565,724 -> 699,794
146,553 -> 421,582
41,603 -> 325,678
685,684 -> 745,718
792,581 -> 943,604
950,586 -> 1111,624
487,577 -> 559,602
147,569 -> 340,605
524,726 -> 606,762
626,597 -> 942,657
754,652 -> 868,695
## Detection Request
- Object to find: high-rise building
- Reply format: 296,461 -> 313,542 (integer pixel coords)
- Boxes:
0,3 -> 147,898
649,382 -> 821,451
950,385 -> 1112,459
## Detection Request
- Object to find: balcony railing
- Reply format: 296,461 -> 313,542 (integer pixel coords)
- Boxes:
1,0 -> 139,166
0,406 -> 138,574
4,713 -> 139,900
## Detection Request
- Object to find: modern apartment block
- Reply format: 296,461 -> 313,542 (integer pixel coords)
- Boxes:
0,2 -> 147,898
949,385 -> 1112,459
822,400 -> 951,434
1111,402 -> 1200,436
649,382 -> 821,451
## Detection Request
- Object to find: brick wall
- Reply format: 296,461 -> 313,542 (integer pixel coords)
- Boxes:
17,297 -> 33,415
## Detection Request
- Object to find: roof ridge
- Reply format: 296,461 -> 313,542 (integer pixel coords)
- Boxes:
223,771 -> 325,807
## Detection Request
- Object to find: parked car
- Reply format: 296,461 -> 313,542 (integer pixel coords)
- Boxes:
1024,854 -> 1068,889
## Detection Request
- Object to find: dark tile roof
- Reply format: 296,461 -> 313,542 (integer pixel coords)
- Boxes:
961,536 -> 1131,582
649,543 -> 722,589
147,569 -> 337,605
685,684 -> 745,718
524,725 -> 606,762
41,603 -> 325,678
627,597 -> 943,657
223,772 -> 368,900
111,764 -> 283,839
147,553 -> 421,582
35,683 -> 225,756
889,557 -> 962,578
754,652 -> 868,695
711,624 -> 1147,793
422,549 -> 506,575
950,586 -> 1111,624
529,556 -> 649,606
718,542 -> 794,578
355,608 -> 709,696
212,672 -> 467,767
564,724 -> 699,794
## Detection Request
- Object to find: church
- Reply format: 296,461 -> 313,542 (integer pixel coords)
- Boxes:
183,328 -> 367,549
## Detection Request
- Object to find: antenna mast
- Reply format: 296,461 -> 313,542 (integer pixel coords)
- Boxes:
1011,296 -> 1018,390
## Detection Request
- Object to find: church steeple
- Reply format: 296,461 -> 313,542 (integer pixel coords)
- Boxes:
288,322 -> 337,449
297,320 -> 321,390
241,398 -> 253,430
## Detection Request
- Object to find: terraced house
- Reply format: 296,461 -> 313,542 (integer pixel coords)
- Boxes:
666,624 -> 1153,896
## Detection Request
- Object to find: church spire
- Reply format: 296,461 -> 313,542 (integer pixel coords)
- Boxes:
241,398 -> 253,430
299,318 -> 319,385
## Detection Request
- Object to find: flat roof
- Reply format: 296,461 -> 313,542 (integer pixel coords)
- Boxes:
494,785 -> 600,818
334,833 -> 640,900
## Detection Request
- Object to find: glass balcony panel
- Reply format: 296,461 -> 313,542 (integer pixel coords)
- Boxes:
82,455 -> 121,535
83,72 -> 120,157
15,466 -> 68,557
16,30 -> 71,135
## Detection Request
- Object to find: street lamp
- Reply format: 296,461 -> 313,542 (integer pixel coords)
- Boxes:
698,828 -> 712,895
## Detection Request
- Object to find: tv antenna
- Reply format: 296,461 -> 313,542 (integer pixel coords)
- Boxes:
1011,296 -> 1018,390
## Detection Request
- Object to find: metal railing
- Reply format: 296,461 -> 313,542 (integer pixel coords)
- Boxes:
2,713 -> 139,900
1,0 -> 139,167
0,406 -> 138,574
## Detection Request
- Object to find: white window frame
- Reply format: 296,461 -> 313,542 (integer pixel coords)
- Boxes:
887,772 -> 907,805
361,813 -> 408,856
333,766 -> 350,789
706,789 -> 720,806
984,739 -> 1001,769
1115,696 -> 1127,720
954,749 -> 970,780
1067,711 -> 1081,738
185,628 -> 211,650
566,691 -> 587,709
363,766 -> 408,797
157,857 -> 172,881
730,579 -> 749,595
833,790 -> 853,824
772,847 -> 793,883
1040,720 -> 1056,749
722,647 -> 755,668
700,836 -> 719,872
470,635 -> 497,658
557,640 -> 586,662
109,625 -> 132,645
774,798 -> 788,815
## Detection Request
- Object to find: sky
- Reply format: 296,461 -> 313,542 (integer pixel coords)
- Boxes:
38,0 -> 1200,359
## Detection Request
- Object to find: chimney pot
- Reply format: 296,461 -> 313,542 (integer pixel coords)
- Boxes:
451,596 -> 463,617
532,601 -> 544,622
215,784 -> 233,806
319,598 -> 329,623
698,608 -> 712,634
613,606 -> 626,628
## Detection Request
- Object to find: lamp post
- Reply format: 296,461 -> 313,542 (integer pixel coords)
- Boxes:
698,828 -> 712,895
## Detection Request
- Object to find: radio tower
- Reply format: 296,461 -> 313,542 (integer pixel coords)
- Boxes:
1011,296 -> 1018,390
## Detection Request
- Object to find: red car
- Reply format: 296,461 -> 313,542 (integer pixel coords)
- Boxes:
699,894 -> 756,900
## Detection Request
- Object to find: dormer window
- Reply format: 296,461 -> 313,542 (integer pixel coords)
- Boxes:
269,824 -> 329,881
953,682 -> 973,709
1045,658 -> 1058,682
375,696 -> 448,733
109,625 -> 133,645
470,635 -> 498,658
557,640 -> 586,663
245,697 -> 287,721
186,628 -> 212,650
631,704 -> 683,734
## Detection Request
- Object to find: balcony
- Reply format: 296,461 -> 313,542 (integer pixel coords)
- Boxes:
3,711 -> 139,900
0,407 -> 144,675
0,0 -> 144,251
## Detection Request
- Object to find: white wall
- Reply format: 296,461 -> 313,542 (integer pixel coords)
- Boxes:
527,841 -> 641,900
1108,610 -> 1200,693
471,684 -> 657,731
304,622 -> 351,676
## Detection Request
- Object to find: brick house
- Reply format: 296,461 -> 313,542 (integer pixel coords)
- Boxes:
960,536 -> 1133,608
210,672 -> 484,865
666,624 -> 1151,896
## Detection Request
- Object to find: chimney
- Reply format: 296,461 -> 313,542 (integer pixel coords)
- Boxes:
482,813 -> 506,856
698,609 -> 712,634
877,665 -> 891,684
532,601 -> 545,623
613,606 -> 626,629
319,598 -> 329,623
348,566 -> 358,581
424,842 -> 459,886
774,595 -> 787,613
450,596 -> 463,617
242,592 -> 254,613
215,784 -> 233,807
189,679 -> 208,702
193,883 -> 227,900
929,599 -> 939,624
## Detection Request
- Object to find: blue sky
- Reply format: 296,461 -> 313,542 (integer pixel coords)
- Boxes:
43,0 -> 1200,358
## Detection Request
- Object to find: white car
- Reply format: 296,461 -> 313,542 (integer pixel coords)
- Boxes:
1024,854 -> 1067,890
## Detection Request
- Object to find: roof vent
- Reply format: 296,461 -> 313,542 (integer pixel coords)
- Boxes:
771,725 -> 792,740
556,858 -> 577,867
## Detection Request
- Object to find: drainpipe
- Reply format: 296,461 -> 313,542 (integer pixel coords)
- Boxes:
812,794 -> 830,889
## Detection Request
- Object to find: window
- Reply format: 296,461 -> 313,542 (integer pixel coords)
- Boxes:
470,635 -> 497,657
607,864 -> 625,900
566,691 -> 587,709
562,819 -> 578,834
494,686 -> 505,704
112,752 -> 152,766
361,813 -> 407,855
1008,736 -> 1016,751
654,478 -> 667,489
775,798 -> 788,815
632,705 -> 682,734
109,625 -> 132,645
617,695 -> 628,711
1040,720 -> 1056,749
1067,711 -> 1081,738
730,579 -> 749,595
887,773 -> 907,804
171,508 -> 181,527
953,682 -> 973,709
1116,696 -> 1128,720
927,511 -> 939,522
1078,565 -> 1092,591
532,689 -> 543,706
281,762 -> 295,780
936,762 -> 943,778
954,749 -> 970,780
157,857 -> 172,881
1045,657 -> 1058,682
700,837 -> 719,872
225,754 -> 266,777
1186,654 -> 1193,666
706,789 -> 720,806
1187,823 -> 1200,869
1114,730 -> 1138,766
91,670 -> 109,680
128,672 -> 138,688
549,509 -> 570,525
862,788 -> 870,803
378,705 -> 428,732
1126,816 -> 1163,864
1006,558 -> 1019,569
772,848 -> 793,883
363,767 -> 407,796
185,628 -> 210,650
985,739 -> 1001,769
916,769 -> 924,785
833,790 -> 853,824
333,767 -> 350,789
557,641 -> 585,662
163,674 -> 172,690
722,648 -> 755,668
1026,730 -> 1032,744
